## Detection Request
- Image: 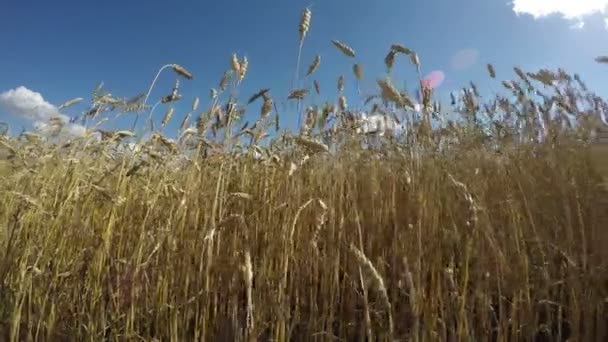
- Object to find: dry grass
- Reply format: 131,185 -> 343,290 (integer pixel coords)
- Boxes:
1,6 -> 608,342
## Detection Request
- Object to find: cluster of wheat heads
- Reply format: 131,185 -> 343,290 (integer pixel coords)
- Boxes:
1,6 -> 608,342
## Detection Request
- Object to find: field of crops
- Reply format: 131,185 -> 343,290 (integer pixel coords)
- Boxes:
1,7 -> 608,342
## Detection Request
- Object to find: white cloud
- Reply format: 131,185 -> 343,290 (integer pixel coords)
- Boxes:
570,21 -> 585,29
355,113 -> 405,136
0,86 -> 86,137
511,0 -> 608,27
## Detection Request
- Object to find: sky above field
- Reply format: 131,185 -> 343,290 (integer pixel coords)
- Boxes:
1,0 -> 608,137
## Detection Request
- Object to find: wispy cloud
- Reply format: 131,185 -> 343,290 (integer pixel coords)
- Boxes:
0,86 -> 86,137
450,48 -> 479,71
511,0 -> 608,28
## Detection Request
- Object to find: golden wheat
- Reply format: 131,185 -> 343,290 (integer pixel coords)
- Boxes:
1,8 -> 607,341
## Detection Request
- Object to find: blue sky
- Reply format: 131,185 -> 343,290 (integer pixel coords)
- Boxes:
1,0 -> 608,137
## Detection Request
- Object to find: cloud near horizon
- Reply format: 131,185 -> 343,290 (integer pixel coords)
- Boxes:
0,86 -> 86,137
511,0 -> 608,28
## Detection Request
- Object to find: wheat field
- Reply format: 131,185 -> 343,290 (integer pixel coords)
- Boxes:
1,7 -> 608,342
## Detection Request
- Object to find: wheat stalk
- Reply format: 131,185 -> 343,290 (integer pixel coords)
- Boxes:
299,7 -> 311,42
180,112 -> 192,131
595,56 -> 608,63
514,66 -> 527,81
410,52 -> 420,69
378,78 -> 403,106
231,53 -> 241,74
172,64 -> 194,80
391,44 -> 412,55
295,7 -> 312,130
239,56 -> 248,83
58,97 -> 83,110
331,40 -> 355,58
243,251 -> 254,336
353,64 -> 363,80
261,96 -> 273,119
219,71 -> 230,92
161,107 -> 174,128
385,50 -> 396,73
288,89 -> 309,100
339,96 -> 347,111
306,54 -> 321,76
487,64 -> 496,78
248,88 -> 270,104
349,244 -> 394,339
313,80 -> 320,95
295,136 -> 329,153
